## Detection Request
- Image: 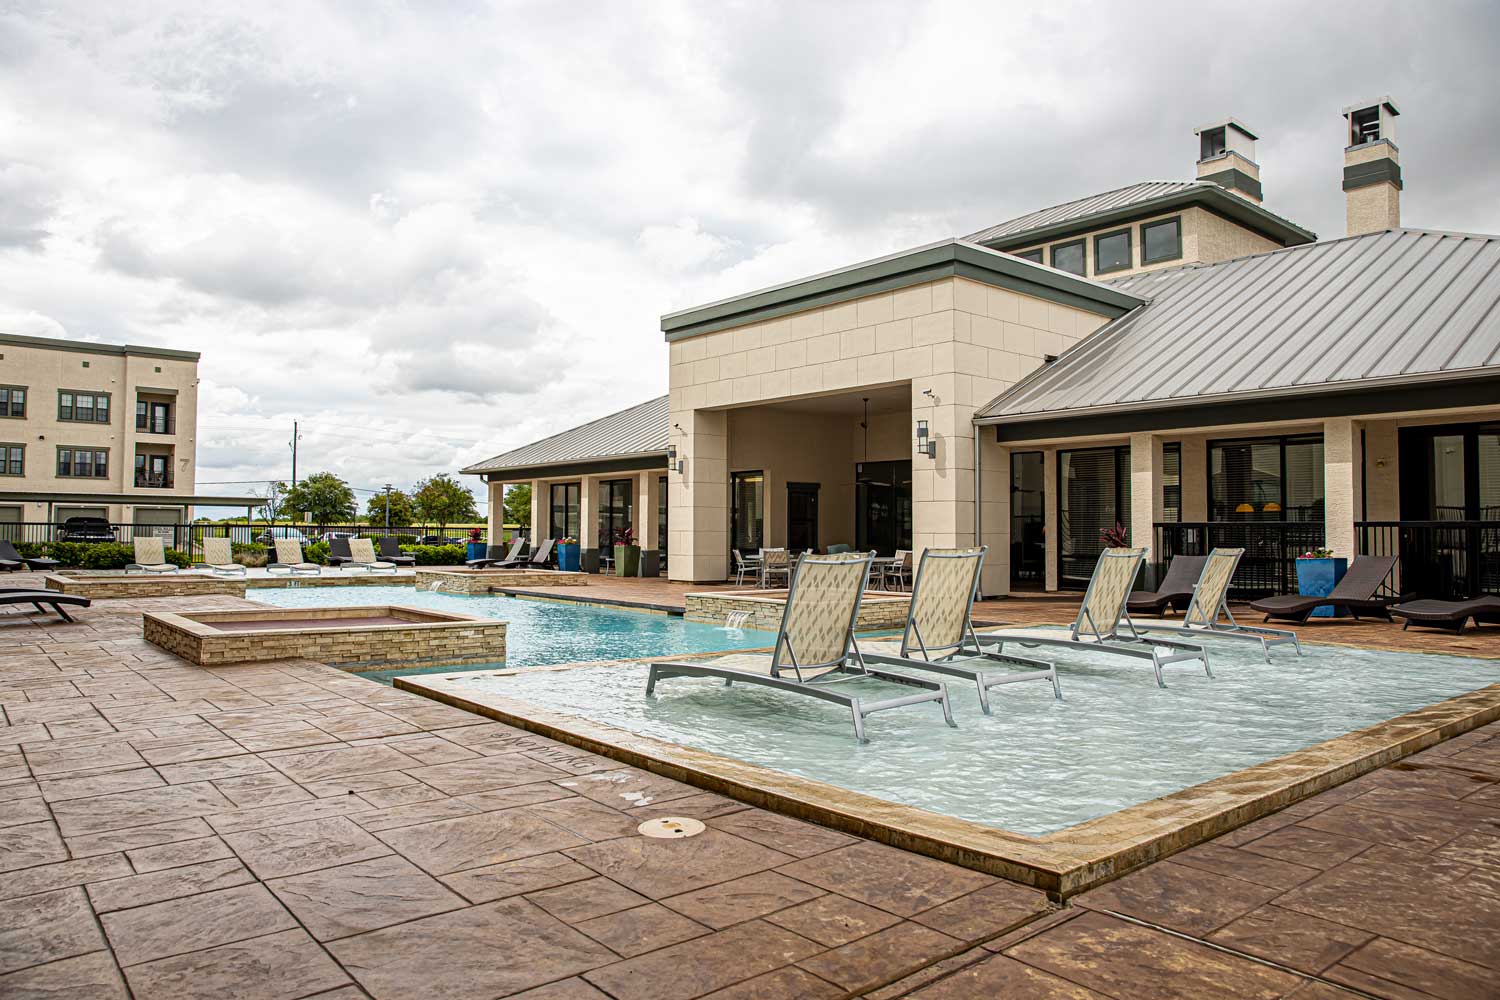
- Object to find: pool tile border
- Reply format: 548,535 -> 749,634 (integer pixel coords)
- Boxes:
395,665 -> 1500,898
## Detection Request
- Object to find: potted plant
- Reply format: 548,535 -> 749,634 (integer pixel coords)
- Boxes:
613,526 -> 640,577
556,536 -> 581,572
1294,547 -> 1347,618
465,528 -> 487,563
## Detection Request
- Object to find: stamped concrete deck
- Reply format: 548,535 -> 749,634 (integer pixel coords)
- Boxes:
0,587 -> 1497,999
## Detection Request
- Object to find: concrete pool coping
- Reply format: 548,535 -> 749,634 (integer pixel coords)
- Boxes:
395,645 -> 1500,899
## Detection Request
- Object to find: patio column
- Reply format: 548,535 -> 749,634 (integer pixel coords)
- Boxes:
1180,438 -> 1208,520
1043,448 -> 1059,591
669,408 -> 728,582
637,470 -> 657,576
1324,417 -> 1362,559
1130,433 -> 1165,579
978,437 -> 1010,596
528,480 -> 544,543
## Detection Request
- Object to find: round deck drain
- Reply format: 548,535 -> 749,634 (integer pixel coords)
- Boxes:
637,816 -> 705,839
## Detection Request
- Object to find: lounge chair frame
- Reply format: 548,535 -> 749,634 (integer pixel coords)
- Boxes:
468,539 -> 522,569
347,538 -> 398,574
195,537 -> 247,578
0,587 -> 90,622
267,539 -> 321,577
1390,596 -> 1500,633
647,552 -> 956,741
858,546 -> 1060,713
1249,554 -> 1404,624
125,536 -> 179,575
976,547 -> 1212,688
1131,549 -> 1301,661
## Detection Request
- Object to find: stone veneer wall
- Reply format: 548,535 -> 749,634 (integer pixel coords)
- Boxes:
415,569 -> 589,594
45,575 -> 249,599
685,591 -> 911,632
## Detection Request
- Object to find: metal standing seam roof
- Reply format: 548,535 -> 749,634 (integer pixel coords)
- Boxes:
976,229 -> 1500,423
461,395 -> 669,475
963,180 -> 1315,248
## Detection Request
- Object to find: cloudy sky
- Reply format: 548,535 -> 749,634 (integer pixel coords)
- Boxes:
2,1 -> 1497,512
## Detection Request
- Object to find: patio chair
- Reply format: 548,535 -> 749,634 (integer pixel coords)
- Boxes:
1130,548 -> 1300,661
759,547 -> 791,588
1248,554 -> 1403,623
268,539 -> 321,576
125,537 -> 178,574
860,546 -> 1060,713
348,538 -> 398,573
975,547 -> 1211,688
524,538 -> 555,568
1389,596 -> 1500,633
0,540 -> 52,572
378,537 -> 416,567
327,537 -> 356,569
0,588 -> 90,623
1126,555 -> 1207,616
469,539 -> 523,568
195,537 -> 246,578
647,551 -> 956,741
731,550 -> 759,586
882,550 -> 913,592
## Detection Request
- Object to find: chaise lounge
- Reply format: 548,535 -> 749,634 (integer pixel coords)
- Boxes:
1126,554 -> 1207,616
268,539 -> 321,576
378,537 -> 416,567
1248,554 -> 1403,623
0,587 -> 91,623
125,537 -> 178,574
468,539 -> 523,569
348,538 -> 398,573
1389,596 -> 1500,632
195,537 -> 246,577
1130,548 -> 1301,661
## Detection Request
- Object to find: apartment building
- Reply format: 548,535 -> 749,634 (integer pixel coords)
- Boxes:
0,333 -> 201,532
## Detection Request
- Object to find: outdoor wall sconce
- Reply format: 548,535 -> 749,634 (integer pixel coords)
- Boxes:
916,420 -> 936,458
667,444 -> 683,474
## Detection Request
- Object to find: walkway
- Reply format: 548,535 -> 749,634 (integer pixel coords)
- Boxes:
0,594 -> 1495,999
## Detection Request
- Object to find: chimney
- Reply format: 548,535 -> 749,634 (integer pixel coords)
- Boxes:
1193,118 -> 1262,204
1342,97 -> 1401,235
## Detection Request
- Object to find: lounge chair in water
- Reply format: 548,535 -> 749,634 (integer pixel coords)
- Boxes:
859,546 -> 1060,713
1126,555 -> 1207,616
0,588 -> 91,622
268,539 -> 321,576
196,537 -> 246,578
976,547 -> 1211,688
1129,548 -> 1300,661
125,537 -> 178,574
378,537 -> 416,567
1248,554 -> 1403,623
647,551 -> 956,741
1390,596 -> 1500,633
348,538 -> 398,573
468,540 -> 523,569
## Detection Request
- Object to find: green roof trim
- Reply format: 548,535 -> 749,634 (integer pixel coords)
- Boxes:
0,332 -> 201,361
660,240 -> 1145,341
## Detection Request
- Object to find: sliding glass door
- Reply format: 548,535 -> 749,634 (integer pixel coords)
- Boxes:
549,483 -> 580,541
856,460 -> 912,556
730,471 -> 764,554
1058,446 -> 1130,586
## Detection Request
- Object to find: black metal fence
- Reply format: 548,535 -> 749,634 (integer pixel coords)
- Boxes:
1154,521 -> 1327,597
1356,521 -> 1500,600
0,522 -> 496,561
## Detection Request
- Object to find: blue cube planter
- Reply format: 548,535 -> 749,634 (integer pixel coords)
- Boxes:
465,541 -> 487,561
556,543 -> 580,572
1295,557 -> 1347,618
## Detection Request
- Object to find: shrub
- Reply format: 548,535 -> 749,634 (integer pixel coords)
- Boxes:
304,540 -> 331,566
231,542 -> 267,568
12,541 -> 48,559
398,543 -> 465,566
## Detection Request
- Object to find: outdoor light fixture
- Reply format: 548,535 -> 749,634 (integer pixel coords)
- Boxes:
916,420 -> 936,458
667,443 -> 683,474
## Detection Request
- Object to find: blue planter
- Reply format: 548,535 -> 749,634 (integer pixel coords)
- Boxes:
465,541 -> 487,561
557,543 -> 580,572
1294,557 -> 1347,618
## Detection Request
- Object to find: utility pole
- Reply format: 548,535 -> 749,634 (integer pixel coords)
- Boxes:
289,421 -> 299,485
383,483 -> 392,530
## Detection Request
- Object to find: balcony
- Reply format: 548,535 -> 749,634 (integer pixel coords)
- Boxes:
136,398 -> 175,435
134,470 -> 174,489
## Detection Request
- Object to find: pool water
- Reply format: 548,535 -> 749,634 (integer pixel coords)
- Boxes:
250,585 -> 773,682
455,633 -> 1500,836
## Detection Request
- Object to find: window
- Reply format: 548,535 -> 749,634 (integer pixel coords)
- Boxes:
1050,240 -> 1086,276
1058,446 -> 1131,585
1162,442 -> 1182,523
1141,217 -> 1182,265
1015,248 -> 1044,264
137,401 -> 171,434
1200,126 -> 1227,160
0,444 -> 22,476
1094,228 -> 1132,274
597,479 -> 634,549
730,470 -> 764,554
1209,435 -> 1324,522
58,391 -> 110,423
0,387 -> 25,418
549,482 -> 580,540
57,448 -> 109,479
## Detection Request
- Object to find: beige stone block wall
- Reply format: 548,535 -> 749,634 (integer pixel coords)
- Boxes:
1346,184 -> 1401,237
684,590 -> 911,632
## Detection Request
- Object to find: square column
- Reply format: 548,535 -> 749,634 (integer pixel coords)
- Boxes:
486,480 -> 504,542
1180,438 -> 1208,521
669,408 -> 728,582
978,438 -> 1010,596
1324,417 -> 1362,559
637,470 -> 658,576
579,477 -> 598,571
529,480 -> 544,543
1130,432 -> 1165,567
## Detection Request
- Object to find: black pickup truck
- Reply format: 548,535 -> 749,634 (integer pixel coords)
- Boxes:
57,516 -> 116,543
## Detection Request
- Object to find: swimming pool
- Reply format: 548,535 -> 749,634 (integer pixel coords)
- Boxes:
452,633 -> 1500,837
250,585 -> 773,681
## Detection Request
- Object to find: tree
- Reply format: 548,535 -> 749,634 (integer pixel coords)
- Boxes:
257,481 -> 289,527
283,471 -> 356,527
412,473 -> 479,532
367,488 -> 415,527
503,483 -> 532,528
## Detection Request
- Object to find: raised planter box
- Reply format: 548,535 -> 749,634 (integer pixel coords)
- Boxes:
684,589 -> 911,631
143,605 -> 506,670
415,568 -> 589,594
45,573 -> 248,600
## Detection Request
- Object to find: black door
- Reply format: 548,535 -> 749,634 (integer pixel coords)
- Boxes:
787,483 -> 819,553
1399,424 -> 1500,597
1010,452 -> 1044,588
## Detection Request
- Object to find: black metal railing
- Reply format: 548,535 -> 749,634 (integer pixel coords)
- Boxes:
134,471 -> 174,488
0,522 -> 497,562
1154,521 -> 1326,597
135,418 -> 175,434
1356,521 -> 1500,600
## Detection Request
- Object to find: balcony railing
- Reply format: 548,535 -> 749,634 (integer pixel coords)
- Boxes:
1154,521 -> 1326,597
134,471 -> 174,489
136,418 -> 175,434
1356,521 -> 1500,600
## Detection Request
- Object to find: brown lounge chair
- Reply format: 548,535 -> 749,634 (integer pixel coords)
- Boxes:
1126,554 -> 1207,616
0,588 -> 91,622
1390,597 -> 1500,633
1248,554 -> 1403,624
467,539 -> 522,569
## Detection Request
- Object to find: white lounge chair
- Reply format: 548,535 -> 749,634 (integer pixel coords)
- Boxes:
125,536 -> 178,574
860,546 -> 1060,713
1131,547 -> 1301,661
268,539 -> 321,576
348,538 -> 398,574
196,537 -> 246,577
647,551 -> 956,741
977,547 -> 1211,687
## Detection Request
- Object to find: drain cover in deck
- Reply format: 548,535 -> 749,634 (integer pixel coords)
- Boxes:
638,816 -> 705,839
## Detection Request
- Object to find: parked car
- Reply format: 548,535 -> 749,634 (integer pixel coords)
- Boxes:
255,527 -> 310,546
57,516 -> 116,543
316,531 -> 356,543
417,535 -> 463,546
